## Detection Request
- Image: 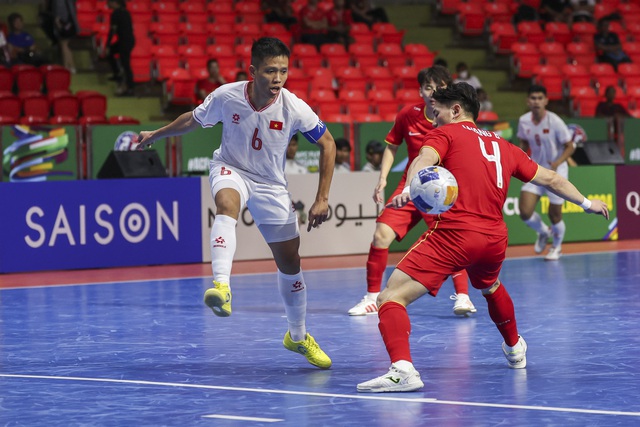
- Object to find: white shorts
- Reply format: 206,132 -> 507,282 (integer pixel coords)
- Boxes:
209,161 -> 298,228
520,163 -> 568,206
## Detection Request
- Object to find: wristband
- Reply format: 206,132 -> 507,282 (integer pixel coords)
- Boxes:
403,185 -> 410,195
579,197 -> 592,210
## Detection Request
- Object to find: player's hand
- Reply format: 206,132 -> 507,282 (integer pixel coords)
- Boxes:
585,199 -> 610,220
136,131 -> 155,150
307,200 -> 329,232
386,191 -> 411,209
373,180 -> 386,204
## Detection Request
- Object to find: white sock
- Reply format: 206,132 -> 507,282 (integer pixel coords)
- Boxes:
366,292 -> 379,301
393,360 -> 415,372
524,212 -> 551,235
210,215 -> 237,285
551,220 -> 565,248
278,269 -> 307,342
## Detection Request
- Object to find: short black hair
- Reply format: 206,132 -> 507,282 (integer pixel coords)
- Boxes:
207,58 -> 219,68
8,13 -> 22,30
366,140 -> 385,154
251,37 -> 290,68
417,65 -> 453,87
335,137 -> 351,151
432,82 -> 480,122
528,84 -> 547,96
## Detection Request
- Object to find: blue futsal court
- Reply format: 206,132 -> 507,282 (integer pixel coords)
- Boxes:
2,250 -> 640,426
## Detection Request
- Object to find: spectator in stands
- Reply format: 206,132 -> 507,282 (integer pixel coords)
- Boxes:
285,134 -> 309,175
512,0 -> 539,24
235,70 -> 248,81
196,59 -> 226,102
326,0 -> 353,47
594,19 -> 631,71
299,0 -> 330,49
263,0 -> 298,30
0,23 -> 10,66
361,140 -> 385,172
334,137 -> 352,172
107,0 -> 135,96
453,62 -> 482,90
538,0 -> 570,24
6,13 -> 47,66
477,88 -> 493,112
50,0 -> 78,73
348,0 -> 389,28
568,0 -> 595,24
596,85 -> 629,118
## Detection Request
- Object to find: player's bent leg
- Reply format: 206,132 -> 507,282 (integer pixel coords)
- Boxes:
519,191 -> 551,254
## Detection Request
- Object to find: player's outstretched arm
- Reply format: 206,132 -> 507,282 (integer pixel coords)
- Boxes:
532,166 -> 610,219
137,112 -> 200,150
307,130 -> 336,232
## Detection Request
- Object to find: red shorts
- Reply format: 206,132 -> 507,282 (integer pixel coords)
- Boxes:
397,227 -> 508,296
377,185 -> 428,241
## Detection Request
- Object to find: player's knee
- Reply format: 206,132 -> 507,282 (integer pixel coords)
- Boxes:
481,280 -> 501,295
372,226 -> 394,247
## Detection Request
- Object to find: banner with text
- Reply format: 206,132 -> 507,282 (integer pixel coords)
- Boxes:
615,165 -> 640,239
0,178 -> 202,273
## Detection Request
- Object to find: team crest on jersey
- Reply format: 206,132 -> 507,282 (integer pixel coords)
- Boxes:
232,113 -> 240,124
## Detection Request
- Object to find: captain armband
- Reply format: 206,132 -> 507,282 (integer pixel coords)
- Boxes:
302,120 -> 327,143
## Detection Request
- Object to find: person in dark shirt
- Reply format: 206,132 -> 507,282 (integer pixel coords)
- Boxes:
107,0 -> 135,96
596,86 -> 630,118
594,19 -> 631,71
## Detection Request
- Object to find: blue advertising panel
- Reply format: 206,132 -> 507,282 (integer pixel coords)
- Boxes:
0,178 -> 202,273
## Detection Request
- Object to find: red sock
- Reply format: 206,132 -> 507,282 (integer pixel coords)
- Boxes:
452,270 -> 469,294
483,283 -> 519,347
378,301 -> 412,363
366,245 -> 388,293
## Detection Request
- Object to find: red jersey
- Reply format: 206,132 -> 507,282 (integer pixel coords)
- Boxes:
326,8 -> 352,27
385,102 -> 434,185
196,79 -> 223,100
425,121 -> 539,236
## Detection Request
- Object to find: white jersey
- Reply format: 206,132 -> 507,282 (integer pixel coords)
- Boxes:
193,81 -> 321,186
517,110 -> 573,174
285,158 -> 308,174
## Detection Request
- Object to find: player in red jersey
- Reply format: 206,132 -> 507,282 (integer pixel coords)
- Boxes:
348,66 -> 476,317
357,83 -> 610,393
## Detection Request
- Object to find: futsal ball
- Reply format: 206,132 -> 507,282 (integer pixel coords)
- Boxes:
409,166 -> 459,214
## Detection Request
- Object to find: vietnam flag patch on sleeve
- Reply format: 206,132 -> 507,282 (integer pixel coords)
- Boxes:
269,120 -> 283,130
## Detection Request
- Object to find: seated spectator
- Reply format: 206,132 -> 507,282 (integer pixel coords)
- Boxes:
263,0 -> 298,30
453,62 -> 482,90
539,0 -> 570,24
477,88 -> 493,112
594,19 -> 631,71
196,59 -> 226,102
285,134 -> 308,175
568,0 -> 595,24
299,0 -> 330,48
235,70 -> 248,81
513,0 -> 539,24
6,13 -> 47,66
334,137 -> 352,172
595,86 -> 629,118
361,140 -> 385,172
326,0 -> 352,47
348,0 -> 388,28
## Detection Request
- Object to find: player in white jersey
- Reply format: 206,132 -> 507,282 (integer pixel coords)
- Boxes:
137,37 -> 336,369
517,85 -> 575,261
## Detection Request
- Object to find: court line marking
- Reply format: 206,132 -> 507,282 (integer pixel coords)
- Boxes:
2,373 -> 639,417
2,249 -> 637,291
202,415 -> 283,422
